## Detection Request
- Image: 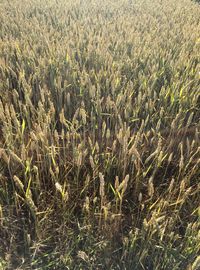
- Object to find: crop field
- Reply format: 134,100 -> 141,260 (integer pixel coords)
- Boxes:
0,0 -> 200,269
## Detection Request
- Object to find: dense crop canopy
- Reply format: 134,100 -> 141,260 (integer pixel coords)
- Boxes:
0,0 -> 200,269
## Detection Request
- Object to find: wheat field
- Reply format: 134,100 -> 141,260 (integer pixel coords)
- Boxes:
0,0 -> 200,269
